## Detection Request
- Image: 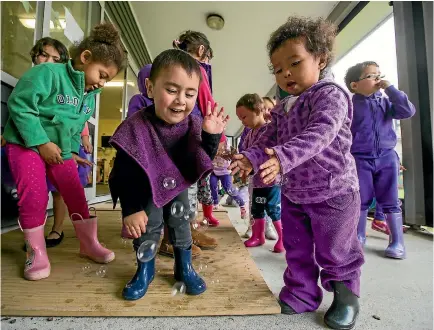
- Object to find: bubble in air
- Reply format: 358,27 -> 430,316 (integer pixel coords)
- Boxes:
192,218 -> 209,233
137,240 -> 158,262
163,177 -> 176,190
171,282 -> 186,296
171,201 -> 184,218
82,263 -> 92,272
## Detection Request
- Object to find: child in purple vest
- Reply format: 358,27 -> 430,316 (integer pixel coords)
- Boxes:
344,61 -> 415,260
230,17 -> 364,329
109,49 -> 228,301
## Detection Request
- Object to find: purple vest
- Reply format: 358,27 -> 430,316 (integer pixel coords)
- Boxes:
110,107 -> 213,207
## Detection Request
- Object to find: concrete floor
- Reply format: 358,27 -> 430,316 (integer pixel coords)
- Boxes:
1,205 -> 433,330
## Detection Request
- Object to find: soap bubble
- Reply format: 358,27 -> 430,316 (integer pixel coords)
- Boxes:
171,282 -> 186,296
82,263 -> 92,272
137,240 -> 158,262
171,201 -> 184,218
191,218 -> 209,233
184,209 -> 198,222
163,177 -> 176,190
96,265 -> 108,278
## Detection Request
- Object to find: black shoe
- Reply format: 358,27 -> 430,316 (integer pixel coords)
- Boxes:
45,231 -> 64,248
324,282 -> 359,330
279,299 -> 297,315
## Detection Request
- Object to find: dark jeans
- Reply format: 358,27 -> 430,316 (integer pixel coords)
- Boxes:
133,189 -> 192,251
251,185 -> 281,221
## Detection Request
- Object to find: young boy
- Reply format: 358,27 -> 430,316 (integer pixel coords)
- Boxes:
345,61 -> 415,259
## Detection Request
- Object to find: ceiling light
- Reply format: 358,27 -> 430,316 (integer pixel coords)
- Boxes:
206,14 -> 224,31
19,18 -> 66,30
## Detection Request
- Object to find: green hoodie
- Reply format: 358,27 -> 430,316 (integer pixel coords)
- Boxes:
3,60 -> 101,160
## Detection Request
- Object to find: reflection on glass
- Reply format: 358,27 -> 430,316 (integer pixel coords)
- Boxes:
1,1 -> 37,79
96,69 -> 125,196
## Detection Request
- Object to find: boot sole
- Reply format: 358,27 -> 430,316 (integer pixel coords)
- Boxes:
25,267 -> 51,281
324,315 -> 357,330
385,252 -> 406,259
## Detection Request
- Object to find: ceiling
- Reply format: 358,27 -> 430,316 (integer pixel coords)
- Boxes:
130,1 -> 338,135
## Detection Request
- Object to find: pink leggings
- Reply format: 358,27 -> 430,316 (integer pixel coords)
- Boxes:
6,144 -> 90,229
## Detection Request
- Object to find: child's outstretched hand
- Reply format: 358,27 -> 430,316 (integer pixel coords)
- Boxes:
123,211 -> 148,239
229,154 -> 253,179
72,153 -> 93,167
259,148 -> 281,184
37,142 -> 63,165
202,101 -> 229,134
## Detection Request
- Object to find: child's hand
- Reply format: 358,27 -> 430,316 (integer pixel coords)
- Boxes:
123,211 -> 148,239
259,148 -> 281,184
202,101 -> 229,134
72,153 -> 93,167
376,79 -> 391,89
82,136 -> 93,154
37,142 -> 63,165
229,154 -> 253,179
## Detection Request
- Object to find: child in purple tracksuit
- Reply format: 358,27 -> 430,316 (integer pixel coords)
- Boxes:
344,61 -> 415,260
127,64 -> 153,117
230,17 -> 364,329
210,136 -> 246,218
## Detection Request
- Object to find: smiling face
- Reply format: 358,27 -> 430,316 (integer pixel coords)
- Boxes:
350,65 -> 382,96
146,65 -> 200,124
271,37 -> 326,96
78,50 -> 119,92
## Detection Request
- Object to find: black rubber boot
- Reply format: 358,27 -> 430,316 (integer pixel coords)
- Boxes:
279,299 -> 297,315
324,282 -> 359,329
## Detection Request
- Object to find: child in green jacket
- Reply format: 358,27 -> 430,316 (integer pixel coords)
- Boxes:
3,23 -> 125,281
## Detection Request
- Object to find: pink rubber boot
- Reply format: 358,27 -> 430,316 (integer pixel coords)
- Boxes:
72,216 -> 115,263
272,220 -> 284,253
244,218 -> 266,247
23,225 -> 51,281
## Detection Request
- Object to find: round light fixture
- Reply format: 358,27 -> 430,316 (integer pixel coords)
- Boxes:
206,14 -> 224,31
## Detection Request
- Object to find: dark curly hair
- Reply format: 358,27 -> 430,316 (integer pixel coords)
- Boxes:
173,30 -> 213,62
344,61 -> 379,92
30,37 -> 69,64
267,16 -> 337,79
69,23 -> 126,70
236,93 -> 265,114
149,49 -> 202,85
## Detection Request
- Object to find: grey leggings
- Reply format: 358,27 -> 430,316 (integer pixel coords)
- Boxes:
133,189 -> 192,251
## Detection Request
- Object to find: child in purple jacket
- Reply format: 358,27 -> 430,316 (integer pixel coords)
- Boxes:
230,17 -> 364,329
345,61 -> 415,260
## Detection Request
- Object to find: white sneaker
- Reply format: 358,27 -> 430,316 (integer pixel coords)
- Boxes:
265,221 -> 277,240
242,224 -> 252,238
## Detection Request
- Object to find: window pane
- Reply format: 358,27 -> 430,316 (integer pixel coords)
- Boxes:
1,1 -> 37,79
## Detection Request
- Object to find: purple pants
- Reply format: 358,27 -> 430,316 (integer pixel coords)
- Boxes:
6,144 -> 90,229
279,192 -> 364,313
210,173 -> 245,206
354,150 -> 401,213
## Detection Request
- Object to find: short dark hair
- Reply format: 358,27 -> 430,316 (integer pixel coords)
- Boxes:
267,16 -> 337,79
30,37 -> 69,64
236,93 -> 264,114
344,61 -> 379,92
173,30 -> 213,62
149,49 -> 202,84
69,23 -> 126,70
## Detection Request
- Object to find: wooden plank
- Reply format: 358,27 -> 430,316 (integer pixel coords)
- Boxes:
1,211 -> 280,316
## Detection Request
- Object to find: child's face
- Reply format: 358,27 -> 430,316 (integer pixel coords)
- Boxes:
35,45 -> 61,65
350,65 -> 382,96
146,65 -> 200,125
263,99 -> 275,112
271,38 -> 326,96
79,50 -> 118,92
236,106 -> 261,129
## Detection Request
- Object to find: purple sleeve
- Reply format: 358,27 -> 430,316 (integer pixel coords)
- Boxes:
384,85 -> 416,119
241,114 -> 278,173
238,127 -> 250,153
127,95 -> 146,118
271,86 -> 348,175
